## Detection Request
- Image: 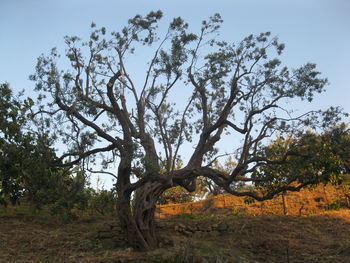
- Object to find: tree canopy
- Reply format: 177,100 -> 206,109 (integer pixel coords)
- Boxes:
28,11 -> 348,250
254,125 -> 350,196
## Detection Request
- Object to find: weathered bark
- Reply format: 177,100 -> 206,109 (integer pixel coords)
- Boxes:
116,180 -> 167,250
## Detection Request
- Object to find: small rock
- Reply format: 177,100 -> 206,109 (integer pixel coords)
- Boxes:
186,225 -> 196,233
178,223 -> 186,229
175,223 -> 187,232
215,222 -> 229,232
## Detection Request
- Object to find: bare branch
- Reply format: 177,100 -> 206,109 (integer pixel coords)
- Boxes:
86,168 -> 118,179
52,143 -> 117,167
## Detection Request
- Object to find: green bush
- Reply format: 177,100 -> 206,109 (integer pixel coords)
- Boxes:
47,170 -> 90,222
325,199 -> 347,210
86,188 -> 116,215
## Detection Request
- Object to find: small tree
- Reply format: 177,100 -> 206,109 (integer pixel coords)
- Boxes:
86,188 -> 116,215
323,124 -> 350,175
0,83 -> 88,217
0,82 -> 38,206
253,127 -> 350,212
30,11 -> 346,250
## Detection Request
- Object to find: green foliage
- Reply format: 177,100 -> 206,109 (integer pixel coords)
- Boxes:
322,124 -> 350,174
0,83 -> 92,222
0,83 -> 48,207
86,188 -> 116,215
159,160 -> 208,204
325,200 -> 342,210
159,186 -> 194,204
175,212 -> 209,220
253,125 -> 350,196
325,196 -> 350,210
159,177 -> 209,204
47,170 -> 89,222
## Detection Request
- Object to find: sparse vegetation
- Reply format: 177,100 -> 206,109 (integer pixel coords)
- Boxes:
325,198 -> 349,211
1,191 -> 350,262
325,200 -> 342,210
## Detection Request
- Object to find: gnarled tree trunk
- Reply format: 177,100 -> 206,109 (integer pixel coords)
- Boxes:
116,180 -> 166,250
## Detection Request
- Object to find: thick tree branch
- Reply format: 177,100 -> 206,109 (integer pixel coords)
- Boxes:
52,143 -> 117,167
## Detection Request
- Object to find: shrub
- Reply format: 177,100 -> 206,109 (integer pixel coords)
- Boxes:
87,189 -> 116,215
325,199 -> 348,210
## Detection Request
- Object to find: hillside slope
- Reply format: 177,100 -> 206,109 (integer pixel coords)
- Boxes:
156,183 -> 349,218
1,183 -> 350,262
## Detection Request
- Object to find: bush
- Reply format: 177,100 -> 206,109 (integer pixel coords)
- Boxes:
86,189 -> 116,215
47,170 -> 90,222
325,199 -> 348,210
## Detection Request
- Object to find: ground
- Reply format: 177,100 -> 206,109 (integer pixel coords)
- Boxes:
1,208 -> 350,263
1,184 -> 350,262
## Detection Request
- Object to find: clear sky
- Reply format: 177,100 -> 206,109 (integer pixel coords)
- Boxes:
1,0 -> 349,111
1,0 -> 349,188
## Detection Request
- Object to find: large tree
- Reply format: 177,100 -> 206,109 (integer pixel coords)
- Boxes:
30,11 -> 345,250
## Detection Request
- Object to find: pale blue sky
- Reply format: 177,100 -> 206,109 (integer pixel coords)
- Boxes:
1,0 -> 349,112
1,0 -> 349,188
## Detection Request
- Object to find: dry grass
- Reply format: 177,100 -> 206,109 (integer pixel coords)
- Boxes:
224,211 -> 350,262
1,185 -> 350,263
156,183 -> 348,218
1,210 -> 350,262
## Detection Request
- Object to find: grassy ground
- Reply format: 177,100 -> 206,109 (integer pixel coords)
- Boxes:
1,206 -> 350,263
